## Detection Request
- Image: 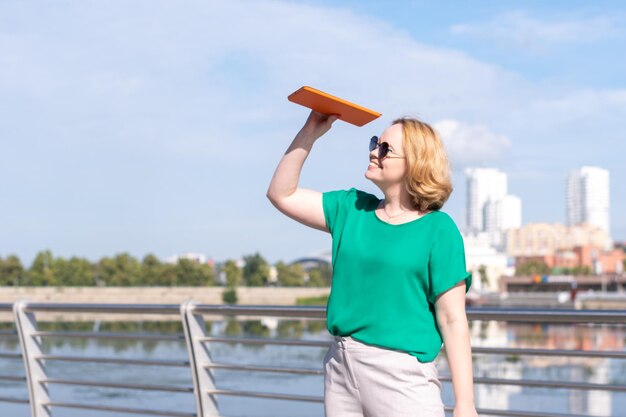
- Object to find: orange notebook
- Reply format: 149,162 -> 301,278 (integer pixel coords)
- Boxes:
288,86 -> 381,127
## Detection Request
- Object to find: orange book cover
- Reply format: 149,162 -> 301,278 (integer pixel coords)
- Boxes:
288,86 -> 381,127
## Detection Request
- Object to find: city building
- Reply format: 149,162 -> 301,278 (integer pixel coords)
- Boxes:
466,168 -> 507,233
465,168 -> 522,248
506,223 -> 612,258
566,166 -> 610,237
484,194 -> 522,248
515,245 -> 624,275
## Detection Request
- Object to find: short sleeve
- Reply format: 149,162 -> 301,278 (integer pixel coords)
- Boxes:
322,188 -> 356,235
428,215 -> 472,303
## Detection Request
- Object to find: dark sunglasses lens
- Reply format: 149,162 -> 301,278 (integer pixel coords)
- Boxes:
379,142 -> 389,159
369,136 -> 378,152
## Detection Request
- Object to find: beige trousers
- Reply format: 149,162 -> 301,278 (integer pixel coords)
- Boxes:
324,336 -> 444,417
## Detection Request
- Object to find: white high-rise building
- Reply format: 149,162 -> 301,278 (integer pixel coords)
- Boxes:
466,168 -> 507,233
566,166 -> 610,235
484,195 -> 522,232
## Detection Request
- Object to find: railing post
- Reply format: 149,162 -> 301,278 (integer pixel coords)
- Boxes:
13,300 -> 51,417
180,300 -> 219,417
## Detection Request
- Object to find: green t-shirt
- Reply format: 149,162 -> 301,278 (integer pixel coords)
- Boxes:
323,188 -> 471,362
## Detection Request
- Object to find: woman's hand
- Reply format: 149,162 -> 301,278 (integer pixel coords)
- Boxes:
298,110 -> 339,141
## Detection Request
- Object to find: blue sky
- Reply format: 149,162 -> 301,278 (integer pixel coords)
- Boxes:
1,0 -> 625,266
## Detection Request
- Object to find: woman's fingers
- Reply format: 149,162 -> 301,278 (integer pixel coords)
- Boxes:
301,111 -> 340,139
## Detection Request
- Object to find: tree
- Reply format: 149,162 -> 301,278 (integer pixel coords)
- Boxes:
478,265 -> 489,287
175,259 -> 215,286
222,260 -> 242,287
242,253 -> 269,286
52,257 -> 95,286
27,250 -> 56,286
96,253 -> 142,286
140,254 -> 163,286
571,265 -> 592,276
0,255 -> 24,286
306,269 -> 325,287
515,260 -> 550,276
222,288 -> 238,304
276,262 -> 304,287
306,263 -> 332,287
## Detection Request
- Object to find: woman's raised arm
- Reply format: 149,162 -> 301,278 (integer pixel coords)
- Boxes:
266,111 -> 338,232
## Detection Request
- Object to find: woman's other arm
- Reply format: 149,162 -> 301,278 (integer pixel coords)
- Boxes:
435,282 -> 478,417
266,111 -> 338,232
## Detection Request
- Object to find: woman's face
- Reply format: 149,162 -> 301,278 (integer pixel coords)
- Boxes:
364,123 -> 408,187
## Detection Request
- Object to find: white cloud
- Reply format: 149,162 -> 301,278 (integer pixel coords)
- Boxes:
451,11 -> 623,51
434,119 -> 511,168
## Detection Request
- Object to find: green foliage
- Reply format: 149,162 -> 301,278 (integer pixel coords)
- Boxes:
553,266 -> 593,276
478,265 -> 488,286
296,294 -> 329,305
0,251 -> 221,287
52,257 -> 95,286
306,263 -> 332,287
242,253 -> 269,286
141,254 -> 166,285
225,319 -> 242,336
175,259 -> 215,286
515,260 -> 550,276
96,253 -> 142,286
242,320 -> 270,338
0,255 -> 24,286
276,261 -> 305,287
277,320 -> 304,339
306,320 -> 327,334
222,288 -> 238,304
27,250 -> 56,286
222,260 -> 242,287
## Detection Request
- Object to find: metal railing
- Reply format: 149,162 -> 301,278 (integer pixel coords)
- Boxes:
0,301 -> 625,417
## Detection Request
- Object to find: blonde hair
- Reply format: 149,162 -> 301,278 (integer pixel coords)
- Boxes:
393,117 -> 453,212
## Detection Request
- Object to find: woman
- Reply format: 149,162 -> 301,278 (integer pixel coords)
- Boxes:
267,111 -> 477,417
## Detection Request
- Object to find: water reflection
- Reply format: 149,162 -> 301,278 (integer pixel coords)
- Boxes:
463,320 -> 626,416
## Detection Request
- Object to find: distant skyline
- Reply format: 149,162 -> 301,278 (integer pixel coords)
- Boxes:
1,0 -> 625,266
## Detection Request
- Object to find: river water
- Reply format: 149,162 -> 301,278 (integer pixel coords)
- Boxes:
1,319 -> 625,417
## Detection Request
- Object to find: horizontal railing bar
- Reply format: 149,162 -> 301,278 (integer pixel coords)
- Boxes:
440,375 -> 626,392
472,346 -> 626,359
471,406 -> 596,417
0,352 -> 22,359
206,362 -> 323,375
466,307 -> 626,324
208,388 -> 323,403
37,354 -> 189,367
200,336 -> 331,347
0,396 -> 30,404
23,303 -> 180,314
0,330 -> 17,336
0,374 -> 26,382
42,378 -> 194,393
0,303 -> 12,311
9,302 -> 626,324
43,401 -> 196,417
192,304 -> 326,318
32,331 -> 184,341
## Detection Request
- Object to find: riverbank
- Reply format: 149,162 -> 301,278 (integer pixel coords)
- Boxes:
0,286 -> 331,322
0,286 -> 330,304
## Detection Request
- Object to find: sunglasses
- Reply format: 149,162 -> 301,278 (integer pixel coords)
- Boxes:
369,136 -> 405,159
